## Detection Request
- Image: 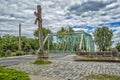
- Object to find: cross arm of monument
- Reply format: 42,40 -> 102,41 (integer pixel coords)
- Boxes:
34,5 -> 42,25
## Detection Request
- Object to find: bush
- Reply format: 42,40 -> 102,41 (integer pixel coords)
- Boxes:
0,50 -> 5,57
0,67 -> 30,80
15,51 -> 24,56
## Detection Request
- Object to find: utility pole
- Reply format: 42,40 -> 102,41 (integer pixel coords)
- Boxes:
18,23 -> 22,51
34,5 -> 46,60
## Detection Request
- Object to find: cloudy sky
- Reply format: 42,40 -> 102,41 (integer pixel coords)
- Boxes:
0,0 -> 120,44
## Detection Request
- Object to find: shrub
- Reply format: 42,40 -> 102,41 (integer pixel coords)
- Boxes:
15,51 -> 24,56
0,50 -> 5,57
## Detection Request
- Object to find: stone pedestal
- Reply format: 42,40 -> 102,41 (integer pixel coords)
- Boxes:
37,51 -> 49,60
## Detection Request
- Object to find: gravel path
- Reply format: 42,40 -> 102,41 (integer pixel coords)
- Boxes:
7,55 -> 120,80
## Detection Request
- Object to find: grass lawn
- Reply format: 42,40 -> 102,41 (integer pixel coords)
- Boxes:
86,74 -> 120,80
0,67 -> 30,80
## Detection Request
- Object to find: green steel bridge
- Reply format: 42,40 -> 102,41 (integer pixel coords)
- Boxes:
37,31 -> 95,54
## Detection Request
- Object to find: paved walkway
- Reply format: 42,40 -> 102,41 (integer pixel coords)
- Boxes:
8,55 -> 120,80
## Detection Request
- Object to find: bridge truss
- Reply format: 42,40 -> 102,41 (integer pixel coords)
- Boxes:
47,31 -> 95,53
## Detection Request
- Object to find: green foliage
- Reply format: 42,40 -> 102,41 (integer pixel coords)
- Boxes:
116,42 -> 120,52
0,34 -> 18,52
34,27 -> 52,39
93,27 -> 113,51
0,34 -> 39,57
0,67 -> 30,80
86,74 -> 120,80
57,27 -> 74,34
33,27 -> 52,50
33,60 -> 52,65
0,50 -> 5,57
15,51 -> 24,56
67,27 -> 74,33
21,37 -> 39,51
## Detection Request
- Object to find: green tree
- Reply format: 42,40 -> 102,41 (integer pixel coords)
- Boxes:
33,27 -> 52,50
116,42 -> 120,52
0,34 -> 18,52
34,27 -> 51,39
57,27 -> 66,34
20,36 -> 39,51
57,27 -> 74,34
93,27 -> 113,51
66,27 -> 74,33
0,34 -> 41,56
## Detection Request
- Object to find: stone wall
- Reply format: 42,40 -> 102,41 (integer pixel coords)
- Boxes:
76,49 -> 119,57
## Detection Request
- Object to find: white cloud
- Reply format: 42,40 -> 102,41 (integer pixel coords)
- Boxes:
0,0 -> 120,46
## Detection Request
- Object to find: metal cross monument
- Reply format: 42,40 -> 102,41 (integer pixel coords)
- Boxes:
34,5 -> 44,59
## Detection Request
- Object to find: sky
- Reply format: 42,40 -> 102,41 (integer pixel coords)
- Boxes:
0,0 -> 120,45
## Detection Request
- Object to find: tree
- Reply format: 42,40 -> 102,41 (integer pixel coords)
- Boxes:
93,27 -> 113,51
67,27 -> 74,33
0,34 -> 42,57
116,42 -> 120,52
33,27 -> 52,50
34,27 -> 51,39
0,34 -> 18,52
0,34 -> 39,52
57,27 -> 66,34
57,27 -> 74,34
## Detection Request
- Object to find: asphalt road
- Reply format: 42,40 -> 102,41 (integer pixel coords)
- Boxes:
0,54 -> 70,66
0,55 -> 35,66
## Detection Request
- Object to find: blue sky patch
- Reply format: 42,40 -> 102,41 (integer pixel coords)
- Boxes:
98,21 -> 120,27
